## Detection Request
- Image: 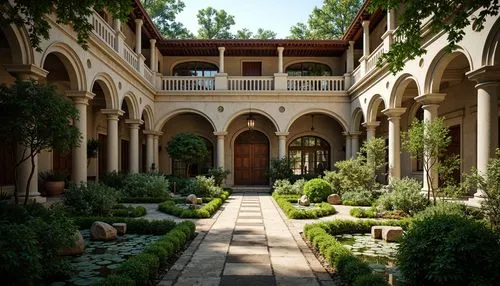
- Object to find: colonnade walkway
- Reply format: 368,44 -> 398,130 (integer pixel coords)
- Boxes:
158,192 -> 337,286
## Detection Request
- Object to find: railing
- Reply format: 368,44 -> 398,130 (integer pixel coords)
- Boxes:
228,76 -> 274,91
123,45 -> 138,70
161,76 -> 215,91
366,43 -> 385,72
287,76 -> 344,91
143,66 -> 154,85
351,65 -> 362,86
90,12 -> 116,51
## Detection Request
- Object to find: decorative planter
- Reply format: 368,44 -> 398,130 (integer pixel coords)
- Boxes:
44,181 -> 65,196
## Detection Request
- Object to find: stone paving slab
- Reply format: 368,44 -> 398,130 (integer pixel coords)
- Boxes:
226,254 -> 271,264
229,245 -> 269,255
219,276 -> 276,286
223,263 -> 273,276
232,234 -> 266,241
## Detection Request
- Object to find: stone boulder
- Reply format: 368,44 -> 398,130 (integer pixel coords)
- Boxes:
112,223 -> 127,235
327,194 -> 342,205
186,194 -> 198,204
91,221 -> 117,241
57,230 -> 85,256
298,195 -> 310,206
382,226 -> 403,242
371,226 -> 384,239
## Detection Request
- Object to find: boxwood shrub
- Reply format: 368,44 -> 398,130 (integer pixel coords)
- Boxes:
303,178 -> 332,203
111,205 -> 147,217
158,190 -> 230,218
272,193 -> 337,219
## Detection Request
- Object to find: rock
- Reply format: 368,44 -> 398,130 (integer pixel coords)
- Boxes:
112,223 -> 127,235
196,198 -> 203,204
382,226 -> 403,242
57,230 -> 85,256
371,226 -> 384,239
186,194 -> 197,204
91,221 -> 117,241
298,195 -> 310,206
327,194 -> 342,205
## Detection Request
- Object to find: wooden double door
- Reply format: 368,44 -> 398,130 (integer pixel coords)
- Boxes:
234,130 -> 269,185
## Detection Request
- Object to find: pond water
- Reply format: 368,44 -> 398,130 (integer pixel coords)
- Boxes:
51,230 -> 161,286
336,233 -> 405,285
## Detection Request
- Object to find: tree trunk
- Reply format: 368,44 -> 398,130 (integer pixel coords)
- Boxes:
24,154 -> 36,205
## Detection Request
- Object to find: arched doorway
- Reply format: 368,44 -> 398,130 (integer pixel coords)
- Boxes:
234,130 -> 269,185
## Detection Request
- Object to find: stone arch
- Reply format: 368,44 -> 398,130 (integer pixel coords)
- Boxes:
1,24 -> 34,65
389,74 -> 420,108
366,95 -> 387,123
169,59 -> 220,75
141,105 -> 154,130
407,101 -> 423,124
224,108 -> 279,132
425,47 -> 473,94
156,108 -> 217,132
285,108 -> 348,133
351,107 -> 365,132
121,92 -> 140,120
483,16 -> 500,66
41,42 -> 86,91
91,73 -> 119,109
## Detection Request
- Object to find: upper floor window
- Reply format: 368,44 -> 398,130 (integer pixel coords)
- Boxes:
173,62 -> 218,77
286,62 -> 332,76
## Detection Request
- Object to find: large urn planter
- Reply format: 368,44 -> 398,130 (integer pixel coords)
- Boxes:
44,181 -> 65,196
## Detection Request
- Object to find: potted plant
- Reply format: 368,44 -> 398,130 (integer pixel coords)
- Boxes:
87,138 -> 99,159
39,170 -> 68,196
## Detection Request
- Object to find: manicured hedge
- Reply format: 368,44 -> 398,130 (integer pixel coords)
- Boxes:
74,217 -> 176,235
98,221 -> 196,286
158,191 -> 231,218
349,207 -> 377,218
272,193 -> 337,219
111,205 -> 147,217
303,219 -> 409,286
118,197 -> 170,203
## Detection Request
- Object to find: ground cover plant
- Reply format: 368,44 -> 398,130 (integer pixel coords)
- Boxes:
100,172 -> 170,202
272,192 -> 337,219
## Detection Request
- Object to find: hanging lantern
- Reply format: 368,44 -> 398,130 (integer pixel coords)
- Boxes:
247,113 -> 255,130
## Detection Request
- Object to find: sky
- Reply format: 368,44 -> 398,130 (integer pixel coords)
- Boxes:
176,0 -> 324,38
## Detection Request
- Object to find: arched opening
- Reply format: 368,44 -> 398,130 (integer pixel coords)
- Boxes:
172,61 -> 219,76
289,136 -> 330,176
286,62 -> 333,76
234,130 -> 269,185
172,137 -> 214,177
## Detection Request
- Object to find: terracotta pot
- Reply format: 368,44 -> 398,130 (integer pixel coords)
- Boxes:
44,181 -> 65,196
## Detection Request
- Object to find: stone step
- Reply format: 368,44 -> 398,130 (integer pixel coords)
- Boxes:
231,186 -> 271,193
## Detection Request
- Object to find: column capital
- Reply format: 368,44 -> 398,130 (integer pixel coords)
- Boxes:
342,131 -> 351,137
349,40 -> 355,47
277,46 -> 284,53
4,64 -> 49,80
213,131 -> 228,137
135,18 -> 143,25
143,130 -> 162,136
275,132 -> 289,137
125,119 -> 144,127
350,131 -> 362,137
466,65 -> 500,83
66,90 -> 95,105
101,109 -> 124,120
415,93 -> 446,105
150,38 -> 156,45
218,46 -> 225,53
383,107 -> 406,118
362,19 -> 370,28
362,121 -> 380,129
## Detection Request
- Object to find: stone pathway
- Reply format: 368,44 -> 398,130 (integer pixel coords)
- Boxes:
160,193 -> 336,286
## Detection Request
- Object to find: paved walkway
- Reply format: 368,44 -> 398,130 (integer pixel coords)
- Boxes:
159,193 -> 336,286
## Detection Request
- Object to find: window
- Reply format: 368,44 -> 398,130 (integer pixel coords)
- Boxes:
172,137 -> 214,177
288,136 -> 330,176
173,62 -> 218,77
286,62 -> 332,76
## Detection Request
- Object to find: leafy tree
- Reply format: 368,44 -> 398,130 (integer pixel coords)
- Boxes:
0,81 -> 81,204
402,118 -> 460,205
235,28 -> 253,39
255,28 -> 277,39
196,7 -> 235,39
141,0 -> 194,39
359,137 -> 387,180
370,0 -> 500,73
287,0 -> 362,39
0,0 -> 132,51
166,133 -> 208,177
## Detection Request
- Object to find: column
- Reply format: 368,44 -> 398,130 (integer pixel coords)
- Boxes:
346,41 -> 355,73
149,39 -> 157,72
275,132 -> 289,159
135,19 -> 143,54
362,121 -> 380,141
343,132 -> 352,159
218,47 -> 225,73
383,108 -> 406,182
143,131 -> 155,171
467,66 -> 500,198
67,91 -> 95,184
125,119 -> 143,173
101,109 -> 123,172
277,47 -> 284,73
382,9 -> 396,51
361,20 -> 370,75
214,131 -> 228,168
351,132 -> 361,158
113,19 -> 124,54
153,132 -> 162,171
415,93 -> 446,193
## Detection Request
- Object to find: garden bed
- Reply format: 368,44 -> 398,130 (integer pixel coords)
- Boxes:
272,193 -> 337,219
158,191 -> 231,218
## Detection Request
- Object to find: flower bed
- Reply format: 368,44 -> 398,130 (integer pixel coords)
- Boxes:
272,193 -> 337,219
157,191 -> 231,218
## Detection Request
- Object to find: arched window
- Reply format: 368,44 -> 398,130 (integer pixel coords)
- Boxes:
286,62 -> 332,76
173,62 -> 218,77
288,136 -> 330,175
172,137 -> 214,177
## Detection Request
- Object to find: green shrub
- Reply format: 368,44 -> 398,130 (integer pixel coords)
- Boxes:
118,196 -> 170,203
158,191 -> 230,218
342,189 -> 374,206
376,178 -> 427,216
143,244 -> 168,266
207,167 -> 230,186
397,213 -> 500,285
323,158 -> 374,195
272,193 -> 336,219
73,217 -> 176,234
116,256 -> 149,286
336,255 -> 372,284
352,274 -> 389,286
349,207 -> 377,218
100,171 -> 128,190
100,172 -> 170,199
267,157 -> 293,183
97,274 -> 135,286
184,176 -> 222,197
414,201 -> 484,221
165,175 -> 191,193
273,179 -> 306,195
64,182 -> 119,216
304,178 -> 332,202
111,205 -> 147,217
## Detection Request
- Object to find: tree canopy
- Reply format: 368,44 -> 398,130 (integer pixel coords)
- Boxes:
166,133 -> 208,177
235,28 -> 277,39
196,7 -> 235,39
142,0 -> 193,39
0,0 -> 132,51
370,0 -> 500,73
